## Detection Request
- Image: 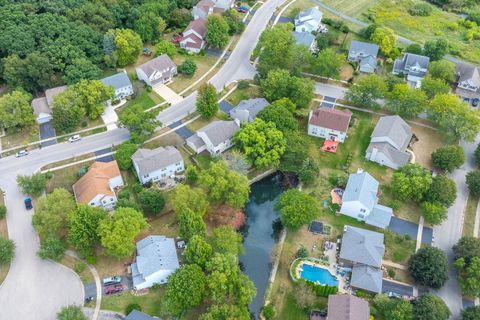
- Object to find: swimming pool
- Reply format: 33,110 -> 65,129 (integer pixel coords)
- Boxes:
300,264 -> 339,287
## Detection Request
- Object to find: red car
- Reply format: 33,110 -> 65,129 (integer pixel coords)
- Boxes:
104,284 -> 124,295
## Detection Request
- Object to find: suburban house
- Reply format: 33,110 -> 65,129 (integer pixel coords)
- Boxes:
365,115 -> 412,169
136,54 -> 177,87
393,53 -> 430,87
455,62 -> 480,105
180,18 -> 207,53
340,169 -> 393,229
31,85 -> 67,124
186,120 -> 240,154
192,0 -> 234,19
131,235 -> 180,290
292,31 -> 318,53
347,41 -> 379,74
131,146 -> 185,185
339,225 -> 385,294
307,108 -> 352,143
229,98 -> 269,123
72,161 -> 124,210
101,70 -> 134,101
326,294 -> 370,320
294,7 -> 323,33
125,310 -> 160,320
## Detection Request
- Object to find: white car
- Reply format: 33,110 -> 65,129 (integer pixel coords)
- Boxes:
68,135 -> 81,143
15,150 -> 29,157
103,276 -> 122,286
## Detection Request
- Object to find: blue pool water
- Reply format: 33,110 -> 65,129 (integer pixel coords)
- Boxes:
300,264 -> 339,287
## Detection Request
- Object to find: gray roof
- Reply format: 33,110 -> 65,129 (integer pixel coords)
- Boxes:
31,97 -> 51,116
101,71 -> 132,90
125,310 -> 160,320
198,120 -> 239,147
229,98 -> 269,123
349,40 -> 379,58
339,225 -> 385,268
359,55 -> 377,70
371,115 -> 412,151
351,265 -> 383,293
366,142 -> 411,167
292,31 -> 316,47
297,7 -> 322,21
456,62 -> 480,86
394,53 -> 429,77
327,294 -> 370,320
366,204 -> 393,229
131,146 -> 183,177
186,133 -> 206,149
45,85 -> 67,106
342,171 -> 379,211
137,54 -> 177,78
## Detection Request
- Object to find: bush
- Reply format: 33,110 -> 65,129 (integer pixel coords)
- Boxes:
409,246 -> 448,289
38,236 -> 65,261
74,262 -> 86,274
178,59 -> 197,75
0,206 -> 6,219
466,170 -> 480,197
185,166 -> 199,185
138,188 -> 165,215
301,279 -> 338,297
408,2 -> 432,16
125,303 -> 142,315
431,145 -> 465,172
0,237 -> 15,264
262,304 -> 275,320
237,80 -> 250,90
387,268 -> 396,278
296,246 -> 309,259
85,256 -> 96,265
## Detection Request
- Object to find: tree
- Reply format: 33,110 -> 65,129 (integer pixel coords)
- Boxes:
170,8 -> 192,29
223,9 -> 245,35
165,264 -> 206,316
432,145 -> 465,172
38,236 -> 65,261
179,208 -> 206,241
456,256 -> 480,297
257,105 -> 297,134
199,161 -> 250,209
184,235 -> 213,268
453,236 -> 480,262
370,27 -> 396,55
17,173 -> 47,197
115,142 -> 137,170
421,201 -> 447,225
275,189 -> 318,229
428,60 -> 455,82
257,23 -> 296,77
271,98 -> 296,112
178,59 -> 197,75
155,40 -> 177,58
72,80 -> 114,119
52,93 -> 85,133
391,164 -> 432,202
97,207 -> 148,257
425,175 -> 457,207
205,14 -> 230,48
134,13 -> 165,42
170,184 -> 209,217
345,74 -> 387,110
57,305 -> 86,320
68,205 -> 107,256
63,58 -> 102,85
119,105 -> 160,143
423,38 -> 449,61
420,76 -> 450,99
386,83 -> 427,118
373,294 -> 413,320
196,83 -> 218,119
462,306 -> 480,320
185,166 -> 199,184
413,294 -> 451,320
280,131 -> 310,172
298,158 -> 319,185
467,170 -> 480,197
405,43 -> 423,54
200,304 -> 250,320
114,29 -> 143,67
32,188 -> 77,239
0,237 -> 15,265
0,90 -> 35,129
260,69 -> 314,108
408,246 -> 448,289
475,143 -> 480,165
234,118 -> 286,168
210,226 -> 243,256
309,48 -> 344,78
138,188 -> 165,215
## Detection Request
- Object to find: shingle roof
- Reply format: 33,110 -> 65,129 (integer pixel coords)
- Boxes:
366,204 -> 393,229
101,71 -> 132,90
297,7 -> 322,21
137,55 -> 176,78
349,40 -> 379,58
125,309 -> 160,320
45,85 -> 67,106
72,161 -> 121,204
351,265 -> 383,293
394,53 -> 429,77
339,225 -> 385,268
198,120 -> 239,147
371,115 -> 412,151
359,55 -> 377,69
229,98 -> 269,123
327,294 -> 370,320
185,18 -> 207,37
131,146 -> 183,177
456,62 -> 480,86
366,142 -> 411,167
342,171 -> 379,211
186,134 -> 206,149
292,31 -> 316,47
309,108 -> 352,132
31,97 -> 51,116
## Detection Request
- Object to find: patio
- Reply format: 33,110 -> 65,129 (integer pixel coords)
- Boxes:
321,140 -> 339,153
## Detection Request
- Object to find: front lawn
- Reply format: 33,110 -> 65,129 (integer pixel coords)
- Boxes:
1,126 -> 39,151
45,161 -> 94,193
101,289 -> 166,317
168,54 -> 220,94
225,84 -> 262,106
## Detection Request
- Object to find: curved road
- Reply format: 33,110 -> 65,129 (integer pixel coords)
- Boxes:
0,0 -> 285,318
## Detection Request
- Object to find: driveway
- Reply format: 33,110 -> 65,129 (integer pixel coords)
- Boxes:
315,83 -> 347,100
95,147 -> 114,162
101,100 -> 127,131
388,216 -> 433,245
220,100 -> 234,113
382,279 -> 414,297
168,121 -> 194,140
39,121 -> 56,147
320,96 -> 336,108
153,83 -> 183,105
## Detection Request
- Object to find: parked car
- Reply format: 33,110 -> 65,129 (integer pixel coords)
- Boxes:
473,98 -> 479,107
68,134 -> 81,143
24,197 -> 33,210
103,276 -> 122,286
104,284 -> 124,295
237,5 -> 249,13
15,150 -> 28,157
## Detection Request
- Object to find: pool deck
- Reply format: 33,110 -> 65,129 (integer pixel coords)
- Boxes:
295,259 -> 348,294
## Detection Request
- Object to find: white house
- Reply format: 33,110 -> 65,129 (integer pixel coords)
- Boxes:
101,70 -> 134,100
308,108 -> 352,143
455,62 -> 480,105
131,146 -> 185,185
294,7 -> 323,33
131,236 -> 180,290
192,0 -> 234,19
136,55 -> 177,87
393,53 -> 430,88
72,161 -> 124,210
180,18 -> 207,53
186,120 -> 240,154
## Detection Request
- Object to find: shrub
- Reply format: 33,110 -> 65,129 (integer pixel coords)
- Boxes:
178,59 -> 197,75
85,256 -> 96,265
185,166 -> 199,185
237,80 -> 250,90
125,303 -> 142,315
0,237 -> 15,264
74,262 -> 86,274
0,206 -> 6,220
387,268 -> 396,278
296,246 -> 309,259
408,3 -> 432,16
262,304 -> 275,320
38,236 -> 65,261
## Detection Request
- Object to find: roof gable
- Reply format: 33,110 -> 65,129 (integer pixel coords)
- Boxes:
371,115 -> 412,151
72,161 -> 121,204
309,108 -> 352,132
132,146 -> 183,176
349,40 -> 379,57
342,170 -> 379,210
339,225 -> 385,267
137,55 -> 176,78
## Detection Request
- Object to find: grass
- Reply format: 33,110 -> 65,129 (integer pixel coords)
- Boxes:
168,54 -> 220,94
225,85 -> 262,106
321,0 -> 380,18
101,289 -> 166,317
45,161 -> 94,193
0,193 -> 9,285
1,126 -> 39,150
383,231 -> 416,264
463,195 -> 478,237
60,255 -> 94,284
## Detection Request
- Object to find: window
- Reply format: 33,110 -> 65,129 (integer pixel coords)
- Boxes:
360,208 -> 366,213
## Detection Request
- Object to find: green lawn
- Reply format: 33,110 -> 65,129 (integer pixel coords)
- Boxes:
168,54 -> 219,94
0,193 -> 8,285
101,290 -> 165,316
226,85 -> 262,106
321,0 -> 380,18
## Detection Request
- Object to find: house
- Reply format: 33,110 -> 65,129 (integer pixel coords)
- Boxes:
229,98 -> 269,123
393,53 -> 430,88
101,70 -> 134,100
348,41 -> 379,74
455,62 -> 480,105
365,115 -> 412,169
186,120 -> 240,154
131,235 -> 180,290
180,18 -> 207,53
340,169 -> 393,229
326,294 -> 370,320
192,0 -> 234,19
131,146 -> 185,185
125,310 -> 160,320
292,31 -> 318,53
294,7 -> 323,33
136,55 -> 177,87
307,108 -> 352,143
72,161 -> 124,210
339,225 -> 385,293
31,85 -> 67,124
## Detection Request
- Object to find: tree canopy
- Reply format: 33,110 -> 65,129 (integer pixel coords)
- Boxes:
413,294 -> 451,320
409,246 -> 448,289
466,170 -> 480,197
184,235 -> 213,268
138,188 -> 165,215
178,208 -> 206,241
386,83 -> 427,118
391,164 -> 432,202
308,48 -> 344,79
462,306 -> 480,320
345,74 -> 387,110
370,27 -> 396,55
420,76 -> 450,99
196,83 -> 219,119
114,29 -> 143,67
431,145 -> 465,172
425,175 -> 456,208
275,189 -> 318,229
210,226 -> 243,256
68,205 -> 107,257
170,184 -> 209,217
0,237 -> 15,265
373,294 -> 413,320
257,23 -> 296,77
257,104 -> 298,133
119,105 -> 160,143
115,142 -> 138,170
57,305 -> 86,320
260,69 -> 314,108
205,14 -> 230,48
0,90 -> 34,129
16,173 -> 47,197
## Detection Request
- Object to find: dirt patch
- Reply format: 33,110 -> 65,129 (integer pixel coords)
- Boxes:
410,125 -> 446,169
340,64 -> 354,81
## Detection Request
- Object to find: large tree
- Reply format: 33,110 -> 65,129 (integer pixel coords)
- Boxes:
413,294 -> 451,320
119,105 -> 160,143
205,14 -> 230,48
425,175 -> 456,208
155,40 -> 177,58
0,90 -> 34,129
373,294 -> 413,320
179,208 -> 206,241
420,76 -> 450,99
370,27 -> 396,55
421,201 -> 447,225
423,38 -> 449,61
184,235 -> 213,268
257,104 -> 298,133
431,145 -> 465,173
16,173 -> 47,197
462,306 -> 480,320
138,188 -> 165,215
260,69 -> 314,108
210,226 -> 243,256
68,205 -> 107,257
386,83 -> 427,118
345,74 -> 387,110
309,48 -> 344,79
134,13 -> 165,43
409,246 -> 448,289
455,256 -> 480,297
0,237 -> 15,265
428,60 -> 455,82
115,142 -> 137,170
114,29 -> 143,67
275,189 -> 318,229
257,23 -> 296,77
196,83 -> 218,119
453,236 -> 480,262
63,58 -> 102,85
38,236 -> 65,261
170,184 -> 209,217
391,164 -> 432,202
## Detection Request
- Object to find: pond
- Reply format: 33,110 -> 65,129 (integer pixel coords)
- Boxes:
240,173 -> 284,319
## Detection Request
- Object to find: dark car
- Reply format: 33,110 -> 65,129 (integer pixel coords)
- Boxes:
104,284 -> 124,295
24,197 -> 33,210
473,98 -> 479,107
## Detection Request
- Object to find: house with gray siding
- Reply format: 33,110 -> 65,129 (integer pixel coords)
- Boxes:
348,41 -> 379,73
101,70 -> 134,100
186,120 -> 240,154
455,62 -> 480,105
294,7 -> 323,33
131,146 -> 184,185
229,98 -> 269,123
136,55 -> 177,87
393,53 -> 430,87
